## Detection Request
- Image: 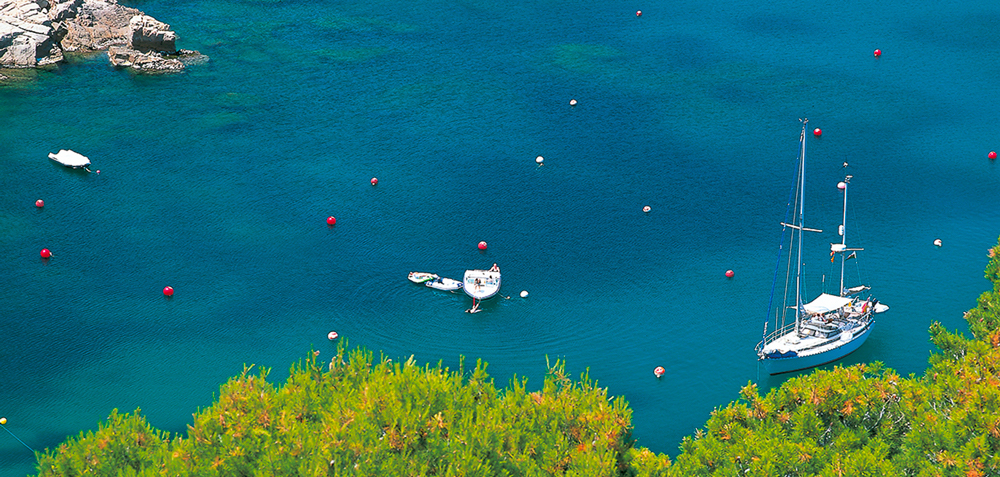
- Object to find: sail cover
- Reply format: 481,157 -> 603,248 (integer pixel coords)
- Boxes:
803,293 -> 853,314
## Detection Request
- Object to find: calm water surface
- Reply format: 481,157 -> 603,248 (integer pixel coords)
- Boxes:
2,0 -> 999,474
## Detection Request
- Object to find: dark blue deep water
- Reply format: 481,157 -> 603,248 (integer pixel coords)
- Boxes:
2,0 -> 1000,474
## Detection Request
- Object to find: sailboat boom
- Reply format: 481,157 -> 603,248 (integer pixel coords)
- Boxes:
781,223 -> 822,232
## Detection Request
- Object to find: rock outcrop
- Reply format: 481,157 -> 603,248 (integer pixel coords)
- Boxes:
0,0 -> 62,66
0,0 -> 203,71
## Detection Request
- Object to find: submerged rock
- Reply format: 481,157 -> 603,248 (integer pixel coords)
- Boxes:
0,0 -> 204,72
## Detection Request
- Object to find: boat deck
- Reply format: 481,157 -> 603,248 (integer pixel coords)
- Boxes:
463,269 -> 500,299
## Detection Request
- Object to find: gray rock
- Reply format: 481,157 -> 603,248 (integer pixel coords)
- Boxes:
1,34 -> 35,65
58,0 -> 138,51
128,14 -> 174,53
48,0 -> 81,22
0,3 -> 58,66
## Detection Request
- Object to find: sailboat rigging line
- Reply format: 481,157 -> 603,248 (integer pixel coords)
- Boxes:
781,167 -> 802,328
763,127 -> 808,341
844,183 -> 870,288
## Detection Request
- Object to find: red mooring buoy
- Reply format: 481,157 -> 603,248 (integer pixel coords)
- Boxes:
371,177 -> 378,186
478,241 -> 487,250
636,10 -> 642,17
327,216 -> 336,226
328,331 -> 339,340
40,248 -> 51,259
35,199 -> 44,208
813,128 -> 822,137
990,151 -> 997,160
654,366 -> 665,378
726,269 -> 735,278
874,49 -> 882,57
163,286 -> 174,296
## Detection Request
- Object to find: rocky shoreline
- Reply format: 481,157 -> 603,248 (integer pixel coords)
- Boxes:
0,0 -> 204,73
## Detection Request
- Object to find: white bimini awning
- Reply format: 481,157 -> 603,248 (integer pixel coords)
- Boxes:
803,293 -> 853,314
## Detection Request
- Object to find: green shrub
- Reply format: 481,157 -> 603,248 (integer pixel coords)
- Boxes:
35,344 -> 661,476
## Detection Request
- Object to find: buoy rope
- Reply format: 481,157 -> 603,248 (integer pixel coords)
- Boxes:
1,422 -> 35,453
763,140 -> 805,342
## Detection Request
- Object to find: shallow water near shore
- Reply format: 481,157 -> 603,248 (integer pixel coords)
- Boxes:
2,0 -> 1000,474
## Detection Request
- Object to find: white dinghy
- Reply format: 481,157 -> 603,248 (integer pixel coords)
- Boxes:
426,277 -> 463,292
48,150 -> 91,169
408,272 -> 439,284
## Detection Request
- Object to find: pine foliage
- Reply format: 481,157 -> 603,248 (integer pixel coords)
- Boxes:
35,346 -> 655,476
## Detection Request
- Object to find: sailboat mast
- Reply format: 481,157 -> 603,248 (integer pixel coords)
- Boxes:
795,120 -> 807,334
839,175 -> 849,295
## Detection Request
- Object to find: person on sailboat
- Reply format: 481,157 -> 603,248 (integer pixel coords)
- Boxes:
490,263 -> 499,272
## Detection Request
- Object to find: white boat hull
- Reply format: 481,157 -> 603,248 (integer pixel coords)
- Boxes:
463,269 -> 500,299
761,321 -> 874,375
48,149 -> 91,168
408,272 -> 438,284
426,277 -> 463,291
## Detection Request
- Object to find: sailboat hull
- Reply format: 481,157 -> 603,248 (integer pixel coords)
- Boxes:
761,321 -> 874,375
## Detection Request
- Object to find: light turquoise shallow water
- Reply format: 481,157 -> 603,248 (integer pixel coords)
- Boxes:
2,0 -> 1000,474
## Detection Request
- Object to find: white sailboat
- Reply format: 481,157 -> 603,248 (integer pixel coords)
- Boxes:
756,120 -> 888,375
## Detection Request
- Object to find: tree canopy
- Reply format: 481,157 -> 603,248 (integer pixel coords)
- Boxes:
34,350 -> 666,476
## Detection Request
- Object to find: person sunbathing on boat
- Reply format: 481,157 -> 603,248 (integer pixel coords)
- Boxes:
490,263 -> 499,272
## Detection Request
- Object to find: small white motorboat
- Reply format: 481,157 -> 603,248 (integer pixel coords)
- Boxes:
464,264 -> 501,300
426,277 -> 463,291
48,149 -> 91,169
408,272 -> 439,284
464,264 -> 501,313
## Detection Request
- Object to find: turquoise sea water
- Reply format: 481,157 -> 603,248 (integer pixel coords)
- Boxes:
2,0 -> 1000,474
